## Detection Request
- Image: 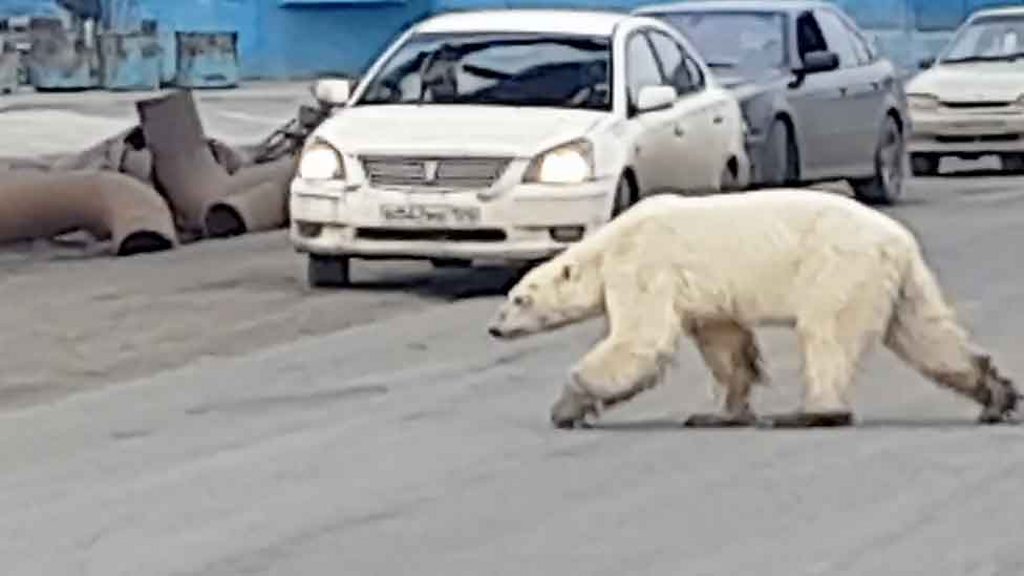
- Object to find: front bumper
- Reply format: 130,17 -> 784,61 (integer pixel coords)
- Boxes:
908,106 -> 1024,155
289,178 -> 615,264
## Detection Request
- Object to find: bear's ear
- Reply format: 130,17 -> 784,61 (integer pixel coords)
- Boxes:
561,263 -> 578,282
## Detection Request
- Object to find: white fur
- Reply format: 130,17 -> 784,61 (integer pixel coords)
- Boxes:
490,188 -> 993,419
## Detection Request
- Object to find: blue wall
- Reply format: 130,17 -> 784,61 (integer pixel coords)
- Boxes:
2,0 -> 1023,79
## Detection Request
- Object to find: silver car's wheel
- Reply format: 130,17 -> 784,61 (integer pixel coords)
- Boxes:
762,119 -> 798,187
852,115 -> 905,205
308,255 -> 351,288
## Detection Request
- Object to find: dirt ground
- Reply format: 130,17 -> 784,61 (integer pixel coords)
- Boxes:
0,229 -> 520,411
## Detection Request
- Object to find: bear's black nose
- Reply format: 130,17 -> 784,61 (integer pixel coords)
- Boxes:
488,326 -> 503,338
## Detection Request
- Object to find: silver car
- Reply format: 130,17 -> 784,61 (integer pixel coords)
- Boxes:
635,0 -> 910,204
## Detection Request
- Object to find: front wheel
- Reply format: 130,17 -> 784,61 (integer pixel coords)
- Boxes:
761,119 -> 798,187
719,161 -> 740,192
851,115 -> 905,205
610,173 -> 637,218
307,254 -> 351,288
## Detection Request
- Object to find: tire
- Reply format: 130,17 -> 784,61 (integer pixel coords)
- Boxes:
761,118 -> 798,187
910,153 -> 941,177
719,161 -> 739,192
307,254 -> 350,288
852,115 -> 905,206
611,173 -> 637,218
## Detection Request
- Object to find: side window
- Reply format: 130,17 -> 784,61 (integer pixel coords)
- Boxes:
795,11 -> 828,61
814,9 -> 862,68
648,30 -> 704,95
840,14 -> 876,64
626,33 -> 665,108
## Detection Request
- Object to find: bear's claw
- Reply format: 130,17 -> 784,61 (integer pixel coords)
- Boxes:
550,387 -> 598,429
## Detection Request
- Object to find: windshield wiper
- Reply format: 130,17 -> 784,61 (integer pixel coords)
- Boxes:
942,52 -> 1024,64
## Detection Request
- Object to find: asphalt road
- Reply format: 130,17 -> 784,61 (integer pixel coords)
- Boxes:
1,169 -> 1023,575
4,89 -> 1024,575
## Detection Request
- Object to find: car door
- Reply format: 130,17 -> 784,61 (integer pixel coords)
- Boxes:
646,28 -> 726,192
787,9 -> 859,179
623,30 -> 684,196
814,7 -> 888,175
835,7 -> 898,175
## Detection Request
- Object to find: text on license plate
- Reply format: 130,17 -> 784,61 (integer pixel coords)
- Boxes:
380,204 -> 480,224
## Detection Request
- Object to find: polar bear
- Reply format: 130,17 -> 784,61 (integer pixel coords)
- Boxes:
487,189 -> 1019,429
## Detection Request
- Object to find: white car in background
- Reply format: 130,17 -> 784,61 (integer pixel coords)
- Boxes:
908,6 -> 1024,175
289,9 -> 749,287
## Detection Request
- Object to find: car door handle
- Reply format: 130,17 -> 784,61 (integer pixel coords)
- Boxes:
839,86 -> 848,97
713,115 -> 724,125
674,124 -> 686,137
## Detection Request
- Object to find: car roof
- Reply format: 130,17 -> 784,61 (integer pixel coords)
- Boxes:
414,9 -> 635,36
969,5 -> 1024,20
634,0 -> 831,16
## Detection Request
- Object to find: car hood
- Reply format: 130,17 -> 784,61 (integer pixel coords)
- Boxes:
313,105 -> 608,158
908,64 -> 1024,102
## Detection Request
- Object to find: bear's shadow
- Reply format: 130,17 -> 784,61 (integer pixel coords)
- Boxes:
584,417 -> 1006,432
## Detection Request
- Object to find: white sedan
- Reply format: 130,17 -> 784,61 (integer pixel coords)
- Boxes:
290,9 -> 749,287
907,6 -> 1024,176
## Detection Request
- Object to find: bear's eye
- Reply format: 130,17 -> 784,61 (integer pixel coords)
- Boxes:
513,294 -> 533,308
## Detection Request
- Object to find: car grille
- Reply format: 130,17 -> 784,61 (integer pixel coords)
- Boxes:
941,100 -> 1013,109
362,156 -> 510,189
935,134 -> 1020,143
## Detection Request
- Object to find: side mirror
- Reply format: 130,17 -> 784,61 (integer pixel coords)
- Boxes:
918,57 -> 935,70
636,85 -> 677,113
312,78 -> 352,107
799,50 -> 840,75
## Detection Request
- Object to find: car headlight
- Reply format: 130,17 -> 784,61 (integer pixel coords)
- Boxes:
524,140 -> 594,185
907,93 -> 939,111
299,140 -> 344,181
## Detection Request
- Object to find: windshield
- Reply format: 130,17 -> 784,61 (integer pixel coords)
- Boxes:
356,32 -> 612,111
941,15 -> 1024,63
656,11 -> 787,77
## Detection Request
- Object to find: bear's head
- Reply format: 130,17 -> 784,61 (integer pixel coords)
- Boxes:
488,253 -> 603,340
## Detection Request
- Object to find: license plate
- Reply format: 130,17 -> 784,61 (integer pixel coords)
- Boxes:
380,204 -> 480,225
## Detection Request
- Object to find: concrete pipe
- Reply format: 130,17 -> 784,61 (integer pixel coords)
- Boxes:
0,170 -> 177,256
120,147 -> 153,184
204,156 -> 297,239
137,90 -> 232,235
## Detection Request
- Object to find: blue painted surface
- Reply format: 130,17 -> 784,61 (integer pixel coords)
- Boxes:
0,0 -> 1022,80
98,30 -> 160,90
174,30 -> 239,88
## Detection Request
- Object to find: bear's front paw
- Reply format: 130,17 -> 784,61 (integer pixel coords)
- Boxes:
550,387 -> 598,429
